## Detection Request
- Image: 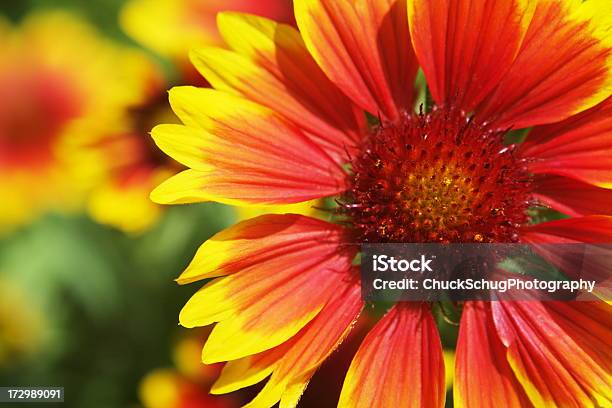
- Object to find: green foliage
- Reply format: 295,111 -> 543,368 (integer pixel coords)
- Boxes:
4,0 -> 127,38
0,204 -> 235,408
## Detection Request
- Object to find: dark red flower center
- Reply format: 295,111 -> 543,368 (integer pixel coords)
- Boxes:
343,107 -> 533,243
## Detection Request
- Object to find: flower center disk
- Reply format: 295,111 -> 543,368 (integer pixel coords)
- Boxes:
344,108 -> 532,243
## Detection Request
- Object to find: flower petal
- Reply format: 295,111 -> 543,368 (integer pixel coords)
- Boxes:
178,215 -> 356,363
520,96 -> 612,188
243,274 -> 363,408
338,303 -> 445,408
197,267 -> 336,365
533,175 -> 612,217
120,0 -> 293,59
521,215 -> 612,243
295,0 -> 419,121
476,0 -> 612,129
521,216 -> 612,296
176,213 -> 346,284
493,301 -> 612,407
408,0 -> 534,112
151,168 -> 341,206
151,124 -> 213,171
190,12 -> 365,162
455,302 -> 531,408
210,343 -> 289,395
152,88 -> 347,205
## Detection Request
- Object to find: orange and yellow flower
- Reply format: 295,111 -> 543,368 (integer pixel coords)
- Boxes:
85,57 -> 181,233
152,0 -> 611,406
0,11 -> 151,232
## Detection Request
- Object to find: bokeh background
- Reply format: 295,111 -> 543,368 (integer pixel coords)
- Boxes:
0,1 -> 458,407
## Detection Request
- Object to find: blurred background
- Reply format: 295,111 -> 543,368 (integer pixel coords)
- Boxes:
0,1 -> 457,407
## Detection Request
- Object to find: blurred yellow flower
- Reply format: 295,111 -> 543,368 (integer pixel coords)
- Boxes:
139,368 -> 238,408
87,169 -> 169,234
139,369 -> 182,408
172,328 -> 224,382
0,11 -> 151,232
0,279 -> 43,364
85,59 -> 182,234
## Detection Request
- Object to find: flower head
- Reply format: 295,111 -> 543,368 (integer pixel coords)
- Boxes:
152,0 -> 612,406
344,108 -> 532,243
0,11 -> 152,232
